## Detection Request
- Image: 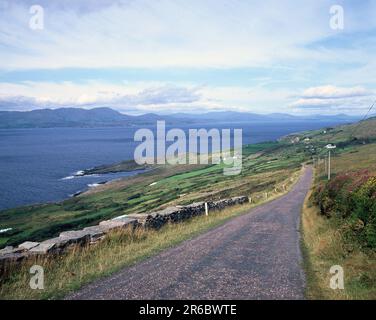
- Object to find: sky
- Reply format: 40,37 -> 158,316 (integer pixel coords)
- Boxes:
0,0 -> 375,115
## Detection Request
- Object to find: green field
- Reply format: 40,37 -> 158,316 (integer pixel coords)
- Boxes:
0,140 -> 305,247
1,118 -> 376,251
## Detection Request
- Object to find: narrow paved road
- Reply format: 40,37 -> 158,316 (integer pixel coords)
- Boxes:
67,166 -> 313,300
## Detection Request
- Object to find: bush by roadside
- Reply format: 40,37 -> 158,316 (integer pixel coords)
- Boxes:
313,170 -> 376,250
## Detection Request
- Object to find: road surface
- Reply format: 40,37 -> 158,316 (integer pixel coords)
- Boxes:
67,166 -> 313,300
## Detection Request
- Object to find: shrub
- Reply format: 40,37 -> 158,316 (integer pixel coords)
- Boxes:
313,171 -> 376,250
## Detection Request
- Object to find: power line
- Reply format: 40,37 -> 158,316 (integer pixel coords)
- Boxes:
348,99 -> 376,140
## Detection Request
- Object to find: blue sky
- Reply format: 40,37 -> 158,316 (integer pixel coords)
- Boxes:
0,0 -> 375,115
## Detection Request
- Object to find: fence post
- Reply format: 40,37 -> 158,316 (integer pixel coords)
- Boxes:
205,202 -> 209,216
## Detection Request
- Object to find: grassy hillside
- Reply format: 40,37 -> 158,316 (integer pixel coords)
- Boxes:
282,117 -> 376,152
300,117 -> 376,299
0,141 -> 306,247
2,117 -> 376,248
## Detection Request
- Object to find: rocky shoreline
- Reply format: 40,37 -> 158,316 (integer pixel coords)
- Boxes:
77,160 -> 151,176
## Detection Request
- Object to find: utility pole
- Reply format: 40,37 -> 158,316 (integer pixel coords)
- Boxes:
325,144 -> 336,180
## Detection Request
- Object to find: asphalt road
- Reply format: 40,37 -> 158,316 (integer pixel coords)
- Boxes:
67,166 -> 313,300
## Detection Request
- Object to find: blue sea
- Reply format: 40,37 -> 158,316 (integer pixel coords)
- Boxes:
0,120 -> 348,210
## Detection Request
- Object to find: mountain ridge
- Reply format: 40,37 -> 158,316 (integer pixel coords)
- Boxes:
0,107 -> 362,129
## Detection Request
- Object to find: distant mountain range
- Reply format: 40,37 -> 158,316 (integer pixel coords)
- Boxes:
0,107 -> 362,129
0,108 -> 175,129
168,111 -> 360,122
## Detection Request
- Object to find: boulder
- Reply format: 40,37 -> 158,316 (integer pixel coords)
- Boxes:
99,218 -> 137,232
0,246 -> 15,255
59,230 -> 91,244
29,241 -> 57,255
83,226 -> 106,242
18,241 -> 40,251
30,232 -> 90,255
0,246 -> 24,255
0,252 -> 27,265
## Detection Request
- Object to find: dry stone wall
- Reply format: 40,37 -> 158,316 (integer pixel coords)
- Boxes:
0,196 -> 248,269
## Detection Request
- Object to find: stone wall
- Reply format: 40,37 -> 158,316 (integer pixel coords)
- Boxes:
0,196 -> 248,269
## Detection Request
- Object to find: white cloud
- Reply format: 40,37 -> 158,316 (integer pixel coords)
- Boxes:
0,81 -> 202,112
199,86 -> 293,112
290,85 -> 375,113
1,1 -> 376,115
1,81 -> 374,115
301,85 -> 372,99
0,0 -> 367,70
0,80 -> 295,114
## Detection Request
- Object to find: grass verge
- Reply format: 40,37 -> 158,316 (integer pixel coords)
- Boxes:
301,189 -> 376,300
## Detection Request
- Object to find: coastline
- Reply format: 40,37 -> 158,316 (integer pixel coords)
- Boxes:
0,167 -> 150,213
